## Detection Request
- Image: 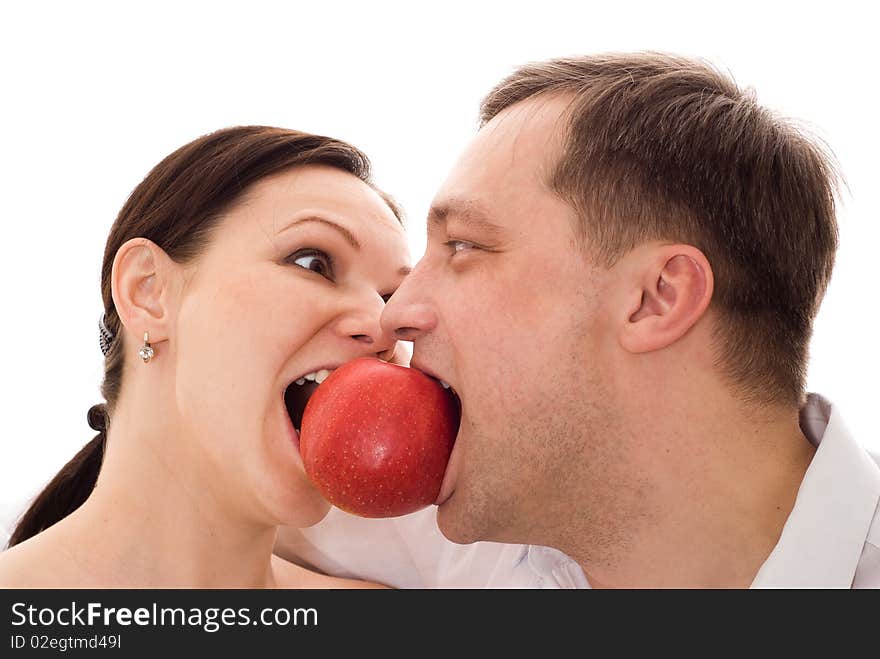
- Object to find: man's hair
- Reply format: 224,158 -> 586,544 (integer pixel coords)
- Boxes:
481,52 -> 839,407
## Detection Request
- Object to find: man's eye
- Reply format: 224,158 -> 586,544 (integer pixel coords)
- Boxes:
287,249 -> 334,280
444,240 -> 478,255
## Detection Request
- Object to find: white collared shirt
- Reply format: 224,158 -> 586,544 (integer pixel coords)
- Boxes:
276,495 -> 587,588
751,394 -> 880,588
277,393 -> 880,588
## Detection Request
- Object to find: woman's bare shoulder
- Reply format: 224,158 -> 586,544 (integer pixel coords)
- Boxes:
0,533 -> 71,587
271,554 -> 390,589
0,545 -> 31,587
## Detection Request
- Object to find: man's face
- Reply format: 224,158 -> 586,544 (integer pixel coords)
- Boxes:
382,97 -> 632,547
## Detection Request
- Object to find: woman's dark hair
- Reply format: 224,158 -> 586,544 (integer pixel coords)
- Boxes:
7,126 -> 400,547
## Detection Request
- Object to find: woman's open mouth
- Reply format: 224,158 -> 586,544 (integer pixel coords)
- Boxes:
283,368 -> 336,432
283,365 -> 463,459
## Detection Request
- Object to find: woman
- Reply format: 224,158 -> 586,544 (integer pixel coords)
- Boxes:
0,126 -> 411,587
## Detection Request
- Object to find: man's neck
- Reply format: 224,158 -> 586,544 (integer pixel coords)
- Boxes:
572,401 -> 816,588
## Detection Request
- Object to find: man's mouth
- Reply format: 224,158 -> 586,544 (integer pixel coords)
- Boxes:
408,367 -> 463,506
284,368 -> 337,431
443,383 -> 462,421
409,363 -> 462,416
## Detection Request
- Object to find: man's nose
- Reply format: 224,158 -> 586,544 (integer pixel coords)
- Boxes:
380,264 -> 438,342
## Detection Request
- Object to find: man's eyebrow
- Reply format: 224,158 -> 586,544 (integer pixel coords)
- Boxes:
280,216 -> 361,250
427,200 -> 503,236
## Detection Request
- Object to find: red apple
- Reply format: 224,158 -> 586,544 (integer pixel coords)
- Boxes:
299,357 -> 459,518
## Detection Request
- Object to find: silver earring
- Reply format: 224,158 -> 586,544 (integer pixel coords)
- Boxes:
138,332 -> 154,363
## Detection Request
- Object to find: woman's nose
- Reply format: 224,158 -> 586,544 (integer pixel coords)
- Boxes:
336,294 -> 398,358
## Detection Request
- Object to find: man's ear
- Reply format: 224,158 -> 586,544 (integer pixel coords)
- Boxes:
110,238 -> 178,346
619,245 -> 714,354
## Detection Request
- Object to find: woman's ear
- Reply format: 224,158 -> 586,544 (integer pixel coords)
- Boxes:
110,238 -> 179,347
619,244 -> 714,354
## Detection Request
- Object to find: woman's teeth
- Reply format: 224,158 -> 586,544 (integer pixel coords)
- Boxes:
294,368 -> 335,386
294,368 -> 445,390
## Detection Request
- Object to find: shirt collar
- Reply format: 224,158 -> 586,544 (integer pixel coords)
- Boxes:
750,393 -> 880,588
526,544 -> 590,588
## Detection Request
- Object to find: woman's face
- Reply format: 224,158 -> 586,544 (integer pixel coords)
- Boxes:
171,165 -> 411,528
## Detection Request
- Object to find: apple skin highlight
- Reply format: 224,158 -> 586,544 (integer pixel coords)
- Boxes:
299,357 -> 459,518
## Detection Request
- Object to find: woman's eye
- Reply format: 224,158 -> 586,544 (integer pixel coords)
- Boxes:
287,249 -> 334,280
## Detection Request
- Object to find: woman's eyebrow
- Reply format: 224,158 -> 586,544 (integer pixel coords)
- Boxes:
281,216 -> 361,250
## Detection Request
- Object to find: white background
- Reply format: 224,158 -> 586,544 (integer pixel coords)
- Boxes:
1,1 -> 877,541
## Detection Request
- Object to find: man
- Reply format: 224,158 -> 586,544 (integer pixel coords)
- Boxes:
276,53 -> 880,588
